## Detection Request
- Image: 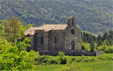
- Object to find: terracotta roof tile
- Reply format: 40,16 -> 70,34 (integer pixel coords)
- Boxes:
24,24 -> 81,36
24,27 -> 40,36
39,24 -> 67,31
24,24 -> 67,36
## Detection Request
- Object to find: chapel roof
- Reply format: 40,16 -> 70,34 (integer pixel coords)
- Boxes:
24,24 -> 67,36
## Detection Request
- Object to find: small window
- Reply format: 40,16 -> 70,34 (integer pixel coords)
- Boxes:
41,37 -> 43,44
54,37 -> 57,43
71,29 -> 75,35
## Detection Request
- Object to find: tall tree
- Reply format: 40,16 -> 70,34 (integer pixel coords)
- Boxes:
108,30 -> 113,40
0,20 -> 6,37
102,32 -> 108,41
0,24 -> 5,36
97,34 -> 102,46
90,41 -> 95,51
5,16 -> 24,42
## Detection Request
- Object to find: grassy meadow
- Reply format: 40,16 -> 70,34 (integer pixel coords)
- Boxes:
34,53 -> 113,71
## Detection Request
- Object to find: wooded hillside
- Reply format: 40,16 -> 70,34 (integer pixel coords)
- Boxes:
0,0 -> 112,34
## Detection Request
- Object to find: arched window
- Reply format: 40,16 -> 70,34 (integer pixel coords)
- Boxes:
41,37 -> 43,44
54,37 -> 57,43
71,29 -> 75,35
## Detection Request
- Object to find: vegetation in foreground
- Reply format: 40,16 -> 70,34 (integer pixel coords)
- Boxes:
34,53 -> 113,71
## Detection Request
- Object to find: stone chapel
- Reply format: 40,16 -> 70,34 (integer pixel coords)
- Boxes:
24,16 -> 81,52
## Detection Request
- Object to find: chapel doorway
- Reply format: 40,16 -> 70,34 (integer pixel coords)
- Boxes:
71,41 -> 75,50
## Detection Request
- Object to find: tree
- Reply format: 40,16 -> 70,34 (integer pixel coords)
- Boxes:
107,30 -> 113,46
108,38 -> 113,46
102,32 -> 108,41
102,40 -> 107,50
0,20 -> 6,37
97,34 -> 102,46
0,22 -> 37,70
0,24 -> 5,37
5,16 -> 24,42
90,41 -> 95,51
0,37 -> 39,70
88,34 -> 93,43
108,30 -> 113,35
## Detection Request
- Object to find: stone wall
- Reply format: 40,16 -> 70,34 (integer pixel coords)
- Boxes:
48,30 -> 64,51
39,51 -> 103,56
34,30 -> 44,51
64,16 -> 81,50
29,16 -> 81,52
64,25 -> 81,50
43,32 -> 49,51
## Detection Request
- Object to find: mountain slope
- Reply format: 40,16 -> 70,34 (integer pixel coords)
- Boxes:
0,0 -> 112,34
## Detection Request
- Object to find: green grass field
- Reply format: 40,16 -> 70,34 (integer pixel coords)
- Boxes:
34,53 -> 113,71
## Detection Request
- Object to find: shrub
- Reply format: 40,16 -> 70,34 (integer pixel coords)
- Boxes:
97,45 -> 113,53
104,45 -> 113,53
60,57 -> 67,64
47,59 -> 58,64
71,58 -> 76,61
58,51 -> 67,64
35,55 -> 48,65
58,51 -> 65,57
81,43 -> 85,50
97,46 -> 104,51
0,38 -> 39,70
81,42 -> 90,50
90,41 -> 95,51
74,56 -> 95,62
17,50 -> 39,70
97,40 -> 108,51
76,58 -> 81,62
35,55 -> 58,65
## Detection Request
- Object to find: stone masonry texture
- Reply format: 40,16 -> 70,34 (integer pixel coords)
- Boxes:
25,16 -> 81,52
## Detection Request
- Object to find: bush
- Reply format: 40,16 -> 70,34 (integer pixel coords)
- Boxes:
60,57 -> 67,64
35,55 -> 48,65
17,50 -> 39,70
97,46 -> 105,51
81,42 -> 90,50
58,51 -> 65,56
74,56 -> 95,62
90,41 -> 95,51
71,58 -> 76,61
76,58 -> 81,62
97,45 -> 113,53
81,43 -> 85,50
47,59 -> 58,64
104,46 -> 113,53
96,54 -> 112,60
35,55 -> 58,65
58,51 -> 67,64
0,38 -> 39,70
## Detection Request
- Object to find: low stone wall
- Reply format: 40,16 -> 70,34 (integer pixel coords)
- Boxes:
39,50 -> 103,56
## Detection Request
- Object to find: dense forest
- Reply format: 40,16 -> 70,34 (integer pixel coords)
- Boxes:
0,0 -> 113,34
